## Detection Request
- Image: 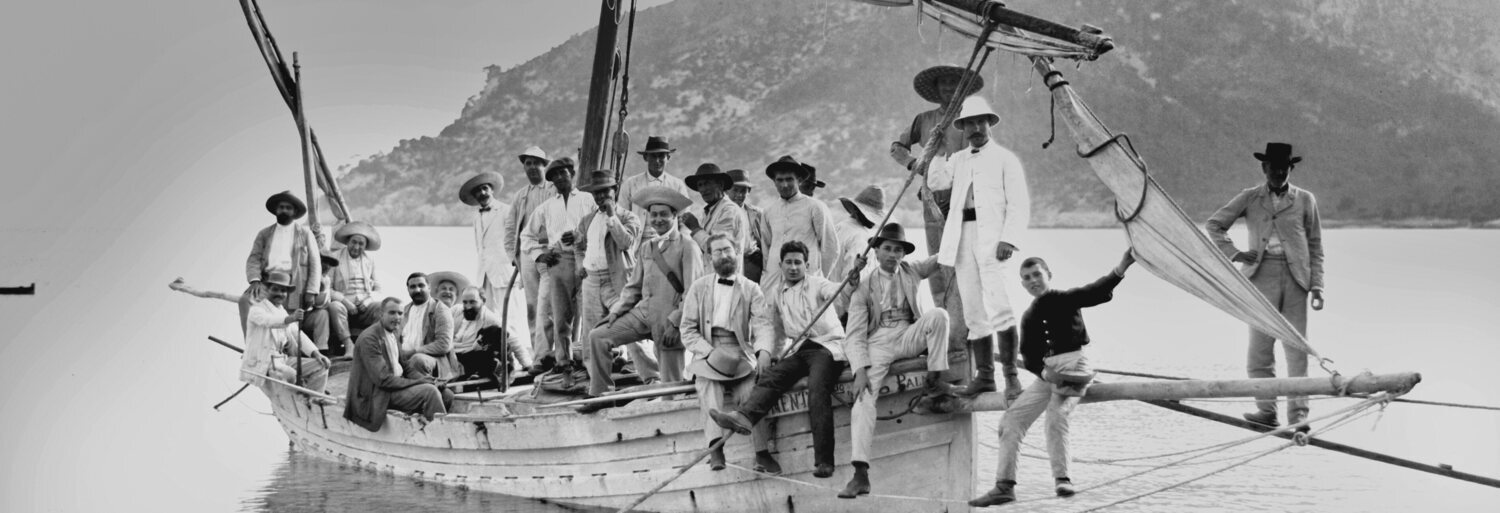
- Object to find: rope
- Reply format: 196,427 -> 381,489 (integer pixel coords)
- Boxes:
615,433 -> 733,512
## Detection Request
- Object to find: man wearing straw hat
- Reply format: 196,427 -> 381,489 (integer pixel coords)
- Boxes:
724,169 -> 768,283
1206,142 -> 1325,431
940,95 -> 1031,400
681,163 -> 749,273
679,234 -> 776,472
580,185 -> 701,404
755,156 -> 841,294
618,136 -> 692,219
838,223 -> 952,498
521,157 -> 596,375
330,221 -> 384,347
573,169 -> 656,385
829,185 -> 886,318
504,146 -> 554,337
460,170 -> 514,320
241,191 -> 322,336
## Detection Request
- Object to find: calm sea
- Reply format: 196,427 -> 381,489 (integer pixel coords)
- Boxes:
5,228 -> 1495,512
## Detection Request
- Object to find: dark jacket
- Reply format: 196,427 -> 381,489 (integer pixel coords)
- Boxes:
1019,271 -> 1124,376
344,327 -> 429,432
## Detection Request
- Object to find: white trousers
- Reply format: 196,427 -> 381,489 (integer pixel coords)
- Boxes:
953,221 -> 1015,335
993,351 -> 1089,482
850,309 -> 951,463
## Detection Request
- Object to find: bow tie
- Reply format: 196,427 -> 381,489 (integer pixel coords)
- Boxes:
971,147 -> 982,154
478,206 -> 492,213
1268,183 -> 1289,196
717,278 -> 735,286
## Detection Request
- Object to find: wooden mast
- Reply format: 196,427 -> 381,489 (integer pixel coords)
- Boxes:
577,0 -> 622,182
293,53 -> 325,250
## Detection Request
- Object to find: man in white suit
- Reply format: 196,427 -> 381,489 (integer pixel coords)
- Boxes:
460,171 -> 513,316
938,95 -> 1030,400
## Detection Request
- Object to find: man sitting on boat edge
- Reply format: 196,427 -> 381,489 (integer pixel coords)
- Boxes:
970,249 -> 1136,507
399,273 -> 459,381
346,297 -> 452,431
241,270 -> 330,393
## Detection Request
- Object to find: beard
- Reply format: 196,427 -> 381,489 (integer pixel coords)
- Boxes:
463,307 -> 481,321
275,213 -> 293,225
713,256 -> 738,276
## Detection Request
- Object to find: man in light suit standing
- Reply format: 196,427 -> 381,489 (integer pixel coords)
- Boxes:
460,171 -> 512,315
1206,142 -> 1325,431
939,96 -> 1030,400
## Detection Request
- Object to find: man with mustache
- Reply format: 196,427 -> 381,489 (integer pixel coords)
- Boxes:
345,297 -> 452,431
240,270 -> 329,392
572,170 -> 653,384
939,96 -> 1031,400
579,186 -> 701,410
329,221 -> 384,351
520,157 -> 595,376
399,273 -> 458,381
503,146 -> 554,328
754,156 -> 841,294
679,234 -> 776,472
617,136 -> 692,219
240,191 -> 321,336
451,286 -> 533,383
681,163 -> 748,274
724,169 -> 767,283
461,169 -> 513,317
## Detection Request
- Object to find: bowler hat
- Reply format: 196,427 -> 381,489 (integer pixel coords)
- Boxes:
1253,142 -> 1302,165
913,65 -> 985,104
839,185 -> 887,228
726,169 -> 754,189
951,95 -> 1000,128
517,145 -> 549,165
637,136 -> 676,155
264,191 -> 307,219
334,221 -> 382,251
578,170 -> 619,193
632,185 -> 692,213
685,163 -> 735,191
867,222 -> 916,254
688,345 -> 753,381
544,157 -> 577,181
459,172 -> 505,206
765,155 -> 811,181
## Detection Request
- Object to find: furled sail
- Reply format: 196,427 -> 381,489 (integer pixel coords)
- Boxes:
850,0 -> 1110,60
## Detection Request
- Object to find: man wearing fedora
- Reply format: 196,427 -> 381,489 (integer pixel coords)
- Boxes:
797,161 -> 829,206
581,186 -> 702,403
940,95 -> 1032,400
755,156 -> 841,294
839,223 -> 952,499
970,249 -> 1137,507
345,297 -> 452,431
241,270 -> 330,392
681,163 -> 749,273
330,221 -> 384,347
679,234 -> 776,471
618,136 -> 692,219
1206,142 -> 1326,431
830,185 -> 886,318
241,191 -> 322,336
504,146 -> 555,346
460,170 -> 514,318
521,157 -> 596,375
573,170 -> 655,385
725,169 -> 768,283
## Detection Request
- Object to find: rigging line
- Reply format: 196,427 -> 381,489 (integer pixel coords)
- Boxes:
1066,442 -> 1297,513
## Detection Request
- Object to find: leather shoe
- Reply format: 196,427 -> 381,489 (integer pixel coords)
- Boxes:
956,377 -> 996,398
969,482 -> 1016,507
813,463 -> 834,478
837,468 -> 870,498
708,445 -> 726,471
1242,411 -> 1280,427
1055,478 -> 1076,497
709,409 -> 754,435
753,451 -> 782,475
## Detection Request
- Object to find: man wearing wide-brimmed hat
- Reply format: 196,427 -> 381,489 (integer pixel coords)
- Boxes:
939,95 -> 1031,400
571,170 -> 654,384
241,191 -> 322,336
829,185 -> 886,318
677,233 -> 775,472
1206,142 -> 1325,432
754,155 -> 841,293
504,146 -> 555,339
581,185 -> 701,402
460,170 -> 515,318
240,270 -> 330,392
682,163 -> 749,274
840,223 -> 954,499
725,168 -> 768,283
521,157 -> 597,375
618,136 -> 692,219
330,221 -> 383,348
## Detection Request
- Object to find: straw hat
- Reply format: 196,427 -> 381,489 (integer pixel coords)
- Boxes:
867,222 -> 916,254
632,185 -> 692,213
637,136 -> 677,155
334,221 -> 382,251
839,185 -> 887,228
426,271 -> 472,294
517,145 -> 549,165
913,65 -> 984,104
264,191 -> 307,219
685,163 -> 735,191
726,169 -> 754,189
459,172 -> 504,206
765,155 -> 812,180
544,157 -> 577,181
688,345 -> 754,381
578,170 -> 619,193
951,95 -> 1000,128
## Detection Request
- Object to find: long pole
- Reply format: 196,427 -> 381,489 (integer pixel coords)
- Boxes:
945,372 -> 1423,412
293,53 -> 324,251
578,0 -> 622,181
930,0 -> 1114,57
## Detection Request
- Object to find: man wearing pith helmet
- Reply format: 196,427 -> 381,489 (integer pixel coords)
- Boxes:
938,95 -> 1031,401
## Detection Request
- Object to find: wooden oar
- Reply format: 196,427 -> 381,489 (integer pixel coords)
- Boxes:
208,335 -> 245,354
538,383 -> 696,409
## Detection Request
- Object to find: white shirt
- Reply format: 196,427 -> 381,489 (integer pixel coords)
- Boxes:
380,328 -> 403,377
266,223 -> 296,272
583,211 -> 611,271
402,301 -> 429,353
710,277 -> 736,329
521,192 -> 597,262
619,171 -> 691,219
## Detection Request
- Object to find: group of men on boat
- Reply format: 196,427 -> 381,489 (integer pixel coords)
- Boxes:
233,64 -> 1325,506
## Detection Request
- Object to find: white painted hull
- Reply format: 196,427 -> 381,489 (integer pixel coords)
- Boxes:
260,373 -> 976,513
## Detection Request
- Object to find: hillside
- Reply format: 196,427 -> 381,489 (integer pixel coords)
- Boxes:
336,0 -> 1500,226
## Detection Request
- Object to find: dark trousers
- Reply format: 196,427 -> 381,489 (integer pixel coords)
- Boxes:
739,343 -> 842,466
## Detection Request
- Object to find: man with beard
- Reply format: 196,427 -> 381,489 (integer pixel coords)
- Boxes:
939,96 -> 1031,400
400,273 -> 458,380
241,270 -> 330,392
345,297 -> 452,431
829,185 -> 884,319
241,191 -> 321,336
839,223 -> 953,499
330,221 -> 384,350
617,136 -> 691,219
521,158 -> 595,375
709,241 -> 858,479
573,170 -> 654,384
679,234 -> 776,472
579,186 -> 701,410
451,287 -> 533,382
725,169 -> 767,283
1206,142 -> 1325,431
681,163 -> 748,273
503,147 -> 555,350
755,156 -> 840,293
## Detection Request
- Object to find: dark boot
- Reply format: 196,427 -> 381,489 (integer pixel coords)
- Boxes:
1055,477 -> 1076,497
957,335 -> 996,397
838,462 -> 870,498
996,327 -> 1024,401
923,370 -> 953,397
707,438 -> 726,471
1242,410 -> 1279,427
969,480 -> 1017,507
753,450 -> 782,475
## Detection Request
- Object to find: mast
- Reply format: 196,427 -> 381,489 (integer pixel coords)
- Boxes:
578,0 -> 623,182
293,53 -> 325,251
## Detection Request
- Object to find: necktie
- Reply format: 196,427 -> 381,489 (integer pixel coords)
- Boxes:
717,278 -> 735,286
1269,183 -> 1289,195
